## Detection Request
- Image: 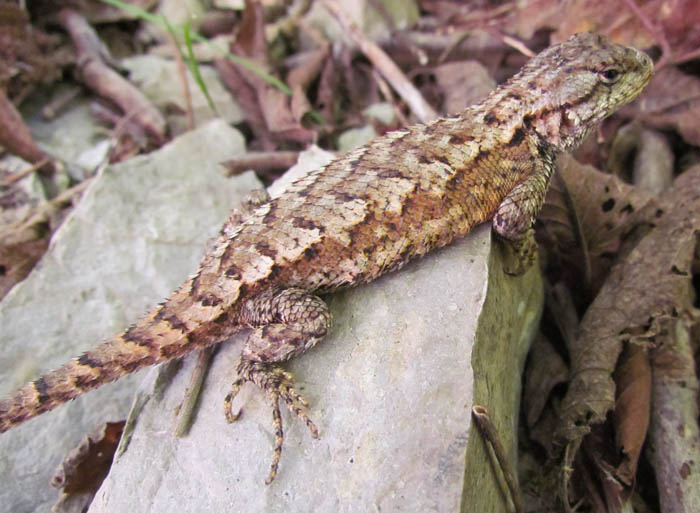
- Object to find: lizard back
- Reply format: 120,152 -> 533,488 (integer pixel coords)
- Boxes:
211,111 -> 539,295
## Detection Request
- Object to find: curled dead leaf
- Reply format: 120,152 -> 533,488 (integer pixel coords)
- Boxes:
539,154 -> 655,294
51,421 -> 125,513
556,166 -> 700,451
612,342 -> 651,485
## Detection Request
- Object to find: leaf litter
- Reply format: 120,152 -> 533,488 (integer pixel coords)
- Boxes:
0,1 -> 699,512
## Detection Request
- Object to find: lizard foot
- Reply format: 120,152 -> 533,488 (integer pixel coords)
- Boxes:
224,358 -> 318,484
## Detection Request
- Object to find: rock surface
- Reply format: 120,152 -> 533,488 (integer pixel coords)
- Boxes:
89,150 -> 543,512
122,55 -> 244,137
0,120 -> 259,513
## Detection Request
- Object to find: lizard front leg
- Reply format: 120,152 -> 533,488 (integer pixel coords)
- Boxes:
226,287 -> 331,483
492,160 -> 553,275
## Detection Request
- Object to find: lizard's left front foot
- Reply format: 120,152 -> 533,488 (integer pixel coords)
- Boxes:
492,161 -> 550,276
224,359 -> 319,484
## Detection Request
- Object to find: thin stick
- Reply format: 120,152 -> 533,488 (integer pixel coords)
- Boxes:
58,8 -> 167,144
2,158 -> 52,186
472,405 -> 524,513
0,179 -> 92,246
219,151 -> 300,177
501,35 -> 535,58
371,69 -> 409,127
320,0 -> 437,123
0,88 -> 50,167
42,86 -> 81,120
174,346 -> 216,437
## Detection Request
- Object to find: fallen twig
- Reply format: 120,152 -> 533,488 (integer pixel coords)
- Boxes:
174,347 -> 216,437
648,318 -> 700,513
41,86 -> 82,120
220,151 -> 301,177
320,0 -> 437,123
1,157 -> 52,186
0,88 -> 52,170
472,405 -> 524,513
59,8 -> 166,145
0,179 -> 92,246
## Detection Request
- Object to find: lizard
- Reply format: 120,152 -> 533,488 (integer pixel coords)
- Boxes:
0,33 -> 652,484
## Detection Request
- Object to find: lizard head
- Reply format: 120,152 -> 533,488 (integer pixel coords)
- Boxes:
516,33 -> 653,151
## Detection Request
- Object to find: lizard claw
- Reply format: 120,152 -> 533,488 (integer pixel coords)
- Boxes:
224,359 -> 318,483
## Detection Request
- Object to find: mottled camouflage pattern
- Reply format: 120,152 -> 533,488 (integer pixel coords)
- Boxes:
0,33 -> 652,482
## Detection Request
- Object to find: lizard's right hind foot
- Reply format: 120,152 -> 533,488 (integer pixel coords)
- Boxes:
224,359 -> 319,484
225,287 -> 330,482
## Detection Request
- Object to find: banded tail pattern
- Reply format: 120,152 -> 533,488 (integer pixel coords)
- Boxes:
0,275 -> 232,433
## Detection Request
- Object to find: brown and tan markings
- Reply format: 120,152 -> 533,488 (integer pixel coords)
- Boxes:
0,33 -> 652,483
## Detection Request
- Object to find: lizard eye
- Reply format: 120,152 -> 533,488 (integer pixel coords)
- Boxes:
599,68 -> 621,83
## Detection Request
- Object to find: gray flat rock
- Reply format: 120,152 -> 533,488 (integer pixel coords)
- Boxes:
88,139 -> 543,511
122,55 -> 244,137
0,120 -> 259,513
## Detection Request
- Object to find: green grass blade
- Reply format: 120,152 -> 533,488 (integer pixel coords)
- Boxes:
99,0 -> 292,95
183,21 -> 218,114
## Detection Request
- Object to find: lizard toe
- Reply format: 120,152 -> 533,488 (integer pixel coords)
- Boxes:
226,358 -> 318,483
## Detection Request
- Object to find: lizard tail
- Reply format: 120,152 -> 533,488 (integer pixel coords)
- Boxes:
0,279 -> 230,433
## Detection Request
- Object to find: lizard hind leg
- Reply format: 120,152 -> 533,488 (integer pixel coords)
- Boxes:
225,287 -> 330,483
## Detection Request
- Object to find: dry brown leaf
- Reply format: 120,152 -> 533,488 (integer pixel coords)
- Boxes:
0,239 -> 48,300
432,60 -> 495,114
500,0 -> 570,41
215,57 -> 272,150
523,333 -> 570,431
287,47 -> 330,92
219,0 -> 316,147
420,0 -> 561,41
427,0 -> 697,71
548,0 -> 656,48
580,424 -> 630,511
556,166 -> 700,445
234,0 -> 268,62
521,0 -> 700,59
658,0 -> 700,62
451,0 -> 662,47
51,421 -> 125,513
612,342 -> 651,485
539,154 -> 655,293
288,47 -> 329,123
627,67 -> 700,146
316,53 -> 338,123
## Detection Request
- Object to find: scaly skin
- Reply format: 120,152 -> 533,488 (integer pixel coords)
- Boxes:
0,33 -> 652,482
